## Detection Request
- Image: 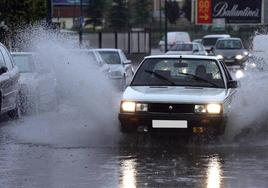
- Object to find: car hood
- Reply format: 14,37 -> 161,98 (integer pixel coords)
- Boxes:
214,49 -> 246,57
122,86 -> 228,104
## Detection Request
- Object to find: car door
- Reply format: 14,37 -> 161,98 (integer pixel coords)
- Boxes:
0,45 -> 19,113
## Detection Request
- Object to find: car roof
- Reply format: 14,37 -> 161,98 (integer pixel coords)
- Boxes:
203,34 -> 230,38
11,52 -> 36,55
217,37 -> 241,41
144,55 -> 218,60
90,48 -> 121,52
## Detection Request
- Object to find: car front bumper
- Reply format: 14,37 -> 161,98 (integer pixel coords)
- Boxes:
119,112 -> 227,136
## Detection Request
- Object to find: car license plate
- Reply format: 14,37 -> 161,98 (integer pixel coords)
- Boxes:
152,120 -> 187,128
225,60 -> 234,63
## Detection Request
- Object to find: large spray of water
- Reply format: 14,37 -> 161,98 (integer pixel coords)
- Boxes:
5,25 -> 121,147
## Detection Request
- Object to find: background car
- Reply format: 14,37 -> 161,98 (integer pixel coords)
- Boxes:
159,32 -> 191,51
192,39 -> 202,44
89,48 -> 134,90
213,38 -> 249,68
0,43 -> 21,118
202,34 -> 230,54
166,42 -> 207,55
11,52 -> 57,113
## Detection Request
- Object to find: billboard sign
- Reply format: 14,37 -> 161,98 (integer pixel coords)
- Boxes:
197,0 -> 212,24
53,0 -> 90,5
196,0 -> 263,24
212,0 -> 262,24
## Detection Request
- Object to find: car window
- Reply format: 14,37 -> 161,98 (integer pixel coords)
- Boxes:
0,50 -> 6,67
120,51 -> 127,62
193,44 -> 199,51
170,44 -> 193,51
216,40 -> 242,49
12,54 -> 35,73
202,38 -> 219,46
0,45 -> 11,69
131,58 -> 224,88
97,51 -> 121,64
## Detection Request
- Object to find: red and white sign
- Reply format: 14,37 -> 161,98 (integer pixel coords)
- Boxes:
197,0 -> 212,24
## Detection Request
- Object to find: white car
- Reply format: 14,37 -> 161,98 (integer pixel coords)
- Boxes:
89,49 -> 134,90
11,52 -> 57,113
118,55 -> 237,137
166,42 -> 207,56
202,34 -> 230,54
159,32 -> 191,51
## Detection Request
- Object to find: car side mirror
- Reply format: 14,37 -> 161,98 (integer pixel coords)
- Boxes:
0,66 -> 8,75
227,80 -> 238,88
211,47 -> 214,53
123,60 -> 132,65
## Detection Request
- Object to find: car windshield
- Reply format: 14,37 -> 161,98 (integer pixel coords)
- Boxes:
216,40 -> 242,49
202,38 -> 219,46
131,58 -> 224,88
98,51 -> 121,64
170,44 -> 193,51
12,54 -> 35,73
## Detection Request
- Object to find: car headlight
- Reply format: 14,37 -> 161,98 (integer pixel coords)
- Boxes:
216,55 -> 223,59
195,104 -> 222,114
121,101 -> 136,112
207,104 -> 221,114
121,102 -> 148,112
243,51 -> 249,56
235,70 -> 244,79
235,55 -> 243,60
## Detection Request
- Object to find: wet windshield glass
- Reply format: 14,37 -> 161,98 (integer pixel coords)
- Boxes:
131,58 -> 224,88
202,38 -> 219,46
170,44 -> 193,51
98,51 -> 121,64
216,40 -> 242,49
12,54 -> 35,73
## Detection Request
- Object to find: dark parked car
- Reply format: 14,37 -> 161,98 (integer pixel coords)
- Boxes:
0,43 -> 21,118
213,38 -> 249,68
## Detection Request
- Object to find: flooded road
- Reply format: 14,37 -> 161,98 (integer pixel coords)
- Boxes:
1,115 -> 268,188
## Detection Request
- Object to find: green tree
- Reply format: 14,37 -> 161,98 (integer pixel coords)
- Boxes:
166,1 -> 180,24
108,0 -> 129,30
86,0 -> 106,30
132,0 -> 151,27
0,0 -> 47,28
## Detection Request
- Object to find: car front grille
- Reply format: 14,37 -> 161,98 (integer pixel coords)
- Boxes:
148,103 -> 194,113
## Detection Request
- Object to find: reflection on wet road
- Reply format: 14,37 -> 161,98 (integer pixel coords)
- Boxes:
1,123 -> 268,188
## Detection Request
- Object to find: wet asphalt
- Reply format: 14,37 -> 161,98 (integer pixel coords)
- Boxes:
0,113 -> 268,188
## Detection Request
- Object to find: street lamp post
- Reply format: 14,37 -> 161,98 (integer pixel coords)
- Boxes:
164,0 -> 168,52
46,0 -> 52,25
79,0 -> 83,46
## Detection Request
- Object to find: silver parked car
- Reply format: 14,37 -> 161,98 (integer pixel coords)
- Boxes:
11,52 -> 57,113
0,43 -> 21,118
213,38 -> 249,68
90,49 -> 134,90
166,42 -> 207,56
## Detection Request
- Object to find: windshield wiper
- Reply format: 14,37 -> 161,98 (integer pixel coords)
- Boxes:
177,72 -> 220,88
145,70 -> 176,86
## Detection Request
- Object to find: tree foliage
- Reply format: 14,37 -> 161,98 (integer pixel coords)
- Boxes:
108,0 -> 129,30
86,0 -> 106,29
131,0 -> 151,27
182,0 -> 192,22
0,0 -> 47,29
166,1 -> 180,24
